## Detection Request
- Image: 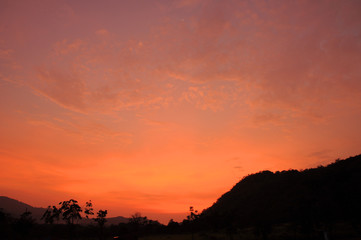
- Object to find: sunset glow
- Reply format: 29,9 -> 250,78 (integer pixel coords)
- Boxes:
1,0 -> 361,223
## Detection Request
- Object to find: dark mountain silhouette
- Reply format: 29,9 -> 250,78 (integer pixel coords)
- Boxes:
0,196 -> 46,221
105,216 -> 129,225
80,215 -> 129,226
200,154 -> 361,237
0,196 -> 128,225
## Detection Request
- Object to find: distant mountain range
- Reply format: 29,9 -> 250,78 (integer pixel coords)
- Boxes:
0,196 -> 128,225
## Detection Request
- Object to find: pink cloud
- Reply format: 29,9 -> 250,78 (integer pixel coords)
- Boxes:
95,29 -> 109,36
53,39 -> 85,56
35,68 -> 87,112
30,0 -> 361,119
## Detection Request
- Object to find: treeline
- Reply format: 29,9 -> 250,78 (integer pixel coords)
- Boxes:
0,198 -> 169,240
0,205 -> 200,240
0,199 -> 108,239
0,199 -> 202,240
0,202 -> 210,240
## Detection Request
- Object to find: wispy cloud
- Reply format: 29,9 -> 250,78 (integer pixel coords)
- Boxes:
23,0 -> 361,120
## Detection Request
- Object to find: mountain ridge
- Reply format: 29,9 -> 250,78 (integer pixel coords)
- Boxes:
0,196 -> 46,221
201,154 -> 361,230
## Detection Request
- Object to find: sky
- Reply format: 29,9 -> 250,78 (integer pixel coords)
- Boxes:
1,0 -> 361,223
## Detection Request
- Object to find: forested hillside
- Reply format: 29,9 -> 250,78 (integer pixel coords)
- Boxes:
199,155 -> 361,238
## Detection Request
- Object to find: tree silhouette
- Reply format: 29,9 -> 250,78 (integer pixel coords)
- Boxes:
187,206 -> 199,240
129,212 -> 149,239
15,209 -> 35,238
41,199 -> 113,239
0,208 -> 12,239
41,206 -> 53,224
130,212 -> 149,226
59,199 -> 82,224
41,205 -> 61,224
84,200 -> 94,219
167,218 -> 180,233
94,209 -> 107,226
187,206 -> 199,222
94,209 -> 108,240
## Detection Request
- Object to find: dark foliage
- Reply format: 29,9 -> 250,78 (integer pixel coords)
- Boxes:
199,154 -> 361,239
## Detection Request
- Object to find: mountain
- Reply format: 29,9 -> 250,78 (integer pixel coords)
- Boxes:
0,196 -> 46,221
201,154 -> 361,230
106,216 -> 129,225
0,196 -> 128,225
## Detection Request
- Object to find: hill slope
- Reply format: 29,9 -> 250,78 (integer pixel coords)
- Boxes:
0,196 -> 46,221
202,154 -> 361,229
0,196 -> 128,224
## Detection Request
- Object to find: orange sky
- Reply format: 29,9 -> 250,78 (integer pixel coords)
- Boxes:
1,0 -> 361,224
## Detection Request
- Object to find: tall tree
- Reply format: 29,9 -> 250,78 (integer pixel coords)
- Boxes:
59,199 -> 82,225
94,209 -> 108,240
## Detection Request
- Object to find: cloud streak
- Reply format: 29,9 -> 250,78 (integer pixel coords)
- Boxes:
21,0 -> 360,120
